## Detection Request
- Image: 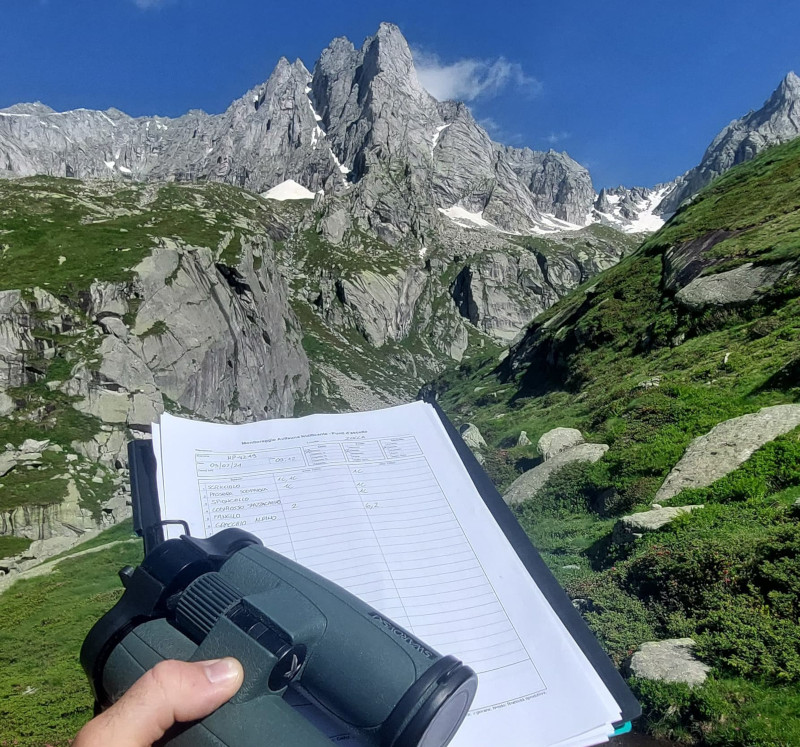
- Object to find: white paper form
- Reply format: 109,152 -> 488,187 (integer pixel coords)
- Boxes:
154,402 -> 620,747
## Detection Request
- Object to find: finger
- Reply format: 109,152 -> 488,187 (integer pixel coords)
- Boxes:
74,658 -> 244,747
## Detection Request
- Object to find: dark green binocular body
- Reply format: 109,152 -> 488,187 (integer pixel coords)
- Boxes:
81,528 -> 477,747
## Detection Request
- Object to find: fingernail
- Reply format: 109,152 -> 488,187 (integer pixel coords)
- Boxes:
202,658 -> 241,684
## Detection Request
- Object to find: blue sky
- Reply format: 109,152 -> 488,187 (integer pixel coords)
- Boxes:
2,0 -> 798,189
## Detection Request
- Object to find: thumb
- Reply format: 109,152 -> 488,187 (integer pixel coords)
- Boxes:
74,658 -> 244,747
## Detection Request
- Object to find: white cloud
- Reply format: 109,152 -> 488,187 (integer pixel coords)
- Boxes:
412,49 -> 541,102
545,131 -> 571,145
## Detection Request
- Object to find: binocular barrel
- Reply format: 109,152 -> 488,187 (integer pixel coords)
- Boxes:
82,529 -> 477,747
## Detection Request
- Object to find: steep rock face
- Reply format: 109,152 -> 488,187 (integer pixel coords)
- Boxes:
312,25 -> 440,179
450,252 -> 560,343
0,478 -> 98,541
0,61 -> 342,196
0,289 -> 77,391
0,179 -> 310,549
444,226 -> 628,344
658,72 -> 800,215
501,147 -> 595,225
132,239 -> 306,421
310,25 -> 552,237
59,239 -> 307,430
334,266 -> 428,347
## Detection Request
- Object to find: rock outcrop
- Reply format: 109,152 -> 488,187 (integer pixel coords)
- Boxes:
335,267 -> 427,347
654,405 -> 800,503
499,146 -> 595,225
0,180 -> 310,554
626,639 -> 710,687
613,505 -> 704,544
675,260 -> 797,310
448,234 -> 624,344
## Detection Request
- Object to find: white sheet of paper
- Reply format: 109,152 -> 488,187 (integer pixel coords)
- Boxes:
153,402 -> 621,747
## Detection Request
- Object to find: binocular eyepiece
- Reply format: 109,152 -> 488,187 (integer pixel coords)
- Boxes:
81,528 -> 478,747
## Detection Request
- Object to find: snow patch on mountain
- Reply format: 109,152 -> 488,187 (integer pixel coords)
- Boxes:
439,205 -> 499,229
593,185 -> 673,234
262,180 -> 316,201
431,123 -> 450,153
304,84 -> 350,179
534,213 -> 587,234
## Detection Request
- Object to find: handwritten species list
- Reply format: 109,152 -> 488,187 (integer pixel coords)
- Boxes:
194,435 -> 544,697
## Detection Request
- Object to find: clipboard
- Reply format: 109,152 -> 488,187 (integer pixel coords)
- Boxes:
127,398 -> 640,732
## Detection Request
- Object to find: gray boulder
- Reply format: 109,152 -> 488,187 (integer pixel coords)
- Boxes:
517,431 -> 532,447
613,505 -> 704,544
459,423 -> 487,451
627,639 -> 710,687
19,438 -> 49,454
538,427 -> 585,460
675,261 -> 796,310
655,404 -> 800,503
503,442 -> 608,506
0,391 -> 14,416
0,452 -> 17,477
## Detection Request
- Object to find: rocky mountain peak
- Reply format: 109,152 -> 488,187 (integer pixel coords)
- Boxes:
776,70 -> 800,97
368,22 -> 417,76
0,22 -> 662,236
0,102 -> 56,115
657,71 -> 800,215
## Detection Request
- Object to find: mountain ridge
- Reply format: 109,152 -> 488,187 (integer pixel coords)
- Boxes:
2,25 -> 799,243
0,23 -> 658,237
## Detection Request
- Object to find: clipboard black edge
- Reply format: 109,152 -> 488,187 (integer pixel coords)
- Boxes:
128,439 -> 164,556
423,395 -> 641,726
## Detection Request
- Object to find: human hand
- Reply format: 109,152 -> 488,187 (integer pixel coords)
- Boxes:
73,658 -> 244,747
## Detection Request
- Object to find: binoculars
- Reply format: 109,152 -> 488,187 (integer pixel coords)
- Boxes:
81,528 -> 478,747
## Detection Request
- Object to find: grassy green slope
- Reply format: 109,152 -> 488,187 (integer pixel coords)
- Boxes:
434,138 -> 800,745
0,521 -> 142,747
